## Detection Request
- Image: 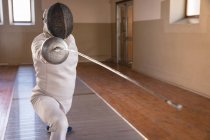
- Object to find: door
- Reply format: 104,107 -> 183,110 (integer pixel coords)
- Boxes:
116,0 -> 133,67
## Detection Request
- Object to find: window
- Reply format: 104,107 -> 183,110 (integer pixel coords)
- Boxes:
166,0 -> 206,33
0,0 -> 3,24
186,0 -> 200,17
8,0 -> 35,25
170,0 -> 201,24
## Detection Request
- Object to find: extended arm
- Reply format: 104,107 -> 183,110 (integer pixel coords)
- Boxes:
31,34 -> 48,63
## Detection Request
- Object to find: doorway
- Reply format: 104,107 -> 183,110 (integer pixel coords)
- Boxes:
116,0 -> 133,67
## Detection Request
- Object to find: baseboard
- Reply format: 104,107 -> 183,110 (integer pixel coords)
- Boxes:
136,69 -> 210,99
0,63 -> 9,66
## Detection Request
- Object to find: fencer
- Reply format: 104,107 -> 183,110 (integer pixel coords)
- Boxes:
31,3 -> 78,140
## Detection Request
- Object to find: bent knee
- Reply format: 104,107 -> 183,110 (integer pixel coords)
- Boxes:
52,116 -> 68,131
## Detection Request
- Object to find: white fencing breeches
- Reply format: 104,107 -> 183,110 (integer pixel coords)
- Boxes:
32,95 -> 70,140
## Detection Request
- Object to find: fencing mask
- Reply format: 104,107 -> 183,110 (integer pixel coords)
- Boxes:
45,3 -> 73,39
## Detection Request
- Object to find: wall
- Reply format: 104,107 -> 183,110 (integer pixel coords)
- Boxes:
0,0 -> 42,65
133,0 -> 210,98
134,0 -> 162,21
169,0 -> 185,23
42,0 -> 112,62
0,0 -> 112,65
1,0 -> 209,98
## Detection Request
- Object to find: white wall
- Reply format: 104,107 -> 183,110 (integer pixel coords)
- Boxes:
170,0 -> 185,23
42,0 -> 112,23
134,0 -> 162,21
0,0 -> 42,65
133,0 -> 210,98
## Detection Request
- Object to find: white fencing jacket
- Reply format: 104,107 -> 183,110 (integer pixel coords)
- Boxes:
31,27 -> 78,112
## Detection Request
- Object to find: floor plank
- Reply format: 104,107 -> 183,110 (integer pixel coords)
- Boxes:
0,66 -> 18,140
77,62 -> 210,140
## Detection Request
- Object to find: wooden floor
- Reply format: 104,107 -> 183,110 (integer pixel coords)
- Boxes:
77,62 -> 210,140
0,66 -> 18,140
1,63 -> 210,140
4,66 -> 145,140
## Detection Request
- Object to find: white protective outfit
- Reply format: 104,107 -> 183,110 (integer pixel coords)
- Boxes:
31,22 -> 78,140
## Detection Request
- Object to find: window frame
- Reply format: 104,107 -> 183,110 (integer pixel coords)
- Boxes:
8,0 -> 35,25
185,0 -> 200,18
0,0 -> 3,25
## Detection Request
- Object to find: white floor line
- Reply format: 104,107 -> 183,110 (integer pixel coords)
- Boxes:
78,77 -> 148,140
